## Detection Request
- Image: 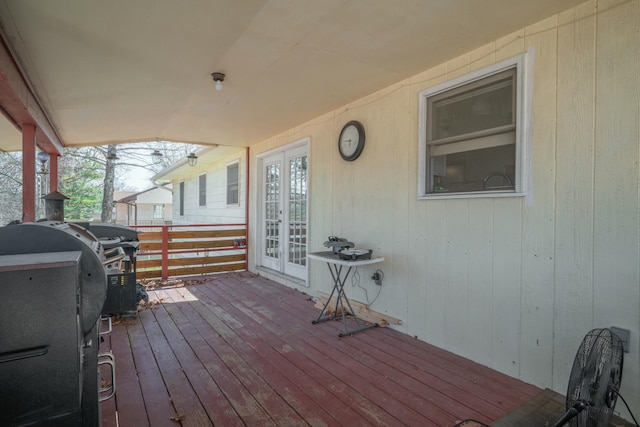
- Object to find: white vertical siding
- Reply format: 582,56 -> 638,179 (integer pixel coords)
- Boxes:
591,0 -> 640,419
554,0 -> 598,389
247,0 -> 640,419
520,15 -> 558,388
172,146 -> 246,225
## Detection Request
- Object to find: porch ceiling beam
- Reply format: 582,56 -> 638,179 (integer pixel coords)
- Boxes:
0,30 -> 63,155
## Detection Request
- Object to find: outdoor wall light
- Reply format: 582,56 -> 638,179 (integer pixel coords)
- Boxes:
187,152 -> 198,166
36,150 -> 49,174
151,149 -> 163,164
211,72 -> 225,91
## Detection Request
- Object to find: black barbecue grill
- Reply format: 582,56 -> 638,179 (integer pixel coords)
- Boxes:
0,221 -> 121,426
74,222 -> 141,315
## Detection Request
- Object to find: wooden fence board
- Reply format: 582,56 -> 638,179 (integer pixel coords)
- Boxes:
136,254 -> 245,269
169,229 -> 245,239
133,224 -> 247,280
139,239 -> 238,251
137,262 -> 246,280
138,231 -> 163,241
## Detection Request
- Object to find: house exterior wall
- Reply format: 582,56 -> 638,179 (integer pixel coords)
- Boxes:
135,202 -> 171,223
248,0 -> 639,417
136,187 -> 173,223
171,146 -> 246,225
112,191 -> 134,224
113,188 -> 173,225
135,187 -> 172,205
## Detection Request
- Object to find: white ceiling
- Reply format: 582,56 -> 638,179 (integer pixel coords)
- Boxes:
0,0 -> 586,152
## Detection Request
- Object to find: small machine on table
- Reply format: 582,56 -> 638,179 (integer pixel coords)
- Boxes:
308,237 -> 384,337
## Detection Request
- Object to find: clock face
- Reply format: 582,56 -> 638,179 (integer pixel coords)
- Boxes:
338,121 -> 365,161
340,125 -> 359,155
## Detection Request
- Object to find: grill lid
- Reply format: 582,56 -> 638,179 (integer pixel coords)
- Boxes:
0,221 -> 108,335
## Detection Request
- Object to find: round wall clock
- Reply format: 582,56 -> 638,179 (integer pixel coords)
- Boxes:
338,120 -> 365,161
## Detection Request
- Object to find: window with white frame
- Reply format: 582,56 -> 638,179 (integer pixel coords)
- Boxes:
198,174 -> 206,206
226,161 -> 239,205
179,181 -> 184,216
419,55 -> 526,197
153,204 -> 164,219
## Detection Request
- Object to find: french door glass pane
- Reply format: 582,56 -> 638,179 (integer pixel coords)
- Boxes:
264,163 -> 280,259
288,156 -> 307,267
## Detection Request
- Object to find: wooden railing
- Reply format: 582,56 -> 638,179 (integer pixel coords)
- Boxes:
133,223 -> 247,280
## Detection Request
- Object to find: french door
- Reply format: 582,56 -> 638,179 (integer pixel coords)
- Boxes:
260,144 -> 308,281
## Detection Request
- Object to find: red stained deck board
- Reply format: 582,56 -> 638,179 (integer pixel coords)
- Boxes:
191,279 -> 404,426
149,298 -> 249,427
344,335 -> 501,421
225,273 -> 538,423
179,287 -> 336,426
172,297 -> 348,427
157,288 -> 278,427
128,311 -> 190,427
179,286 -> 361,425
108,319 -> 149,427
209,277 -> 463,425
187,285 -> 389,426
331,326 -> 528,415
245,271 -> 540,406
198,279 -> 455,426
162,285 -> 322,425
102,272 -> 544,427
138,306 -> 223,426
370,330 -> 537,405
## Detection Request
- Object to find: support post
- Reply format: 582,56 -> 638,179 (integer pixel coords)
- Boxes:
161,225 -> 169,280
21,124 -> 36,222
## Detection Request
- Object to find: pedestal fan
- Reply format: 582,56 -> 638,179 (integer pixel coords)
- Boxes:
554,328 -> 624,427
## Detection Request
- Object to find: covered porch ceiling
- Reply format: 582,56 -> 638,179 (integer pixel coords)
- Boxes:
0,0 -> 586,154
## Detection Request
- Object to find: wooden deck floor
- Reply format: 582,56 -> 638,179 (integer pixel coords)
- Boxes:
100,272 -> 542,427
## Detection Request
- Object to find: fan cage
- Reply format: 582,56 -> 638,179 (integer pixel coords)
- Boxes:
565,328 -> 624,427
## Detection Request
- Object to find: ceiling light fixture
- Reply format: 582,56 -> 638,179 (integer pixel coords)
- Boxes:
211,72 -> 225,91
187,152 -> 198,167
151,149 -> 163,164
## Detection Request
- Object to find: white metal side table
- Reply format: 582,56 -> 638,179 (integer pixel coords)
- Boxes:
308,251 -> 384,337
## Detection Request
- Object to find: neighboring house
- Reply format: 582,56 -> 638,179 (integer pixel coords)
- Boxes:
113,184 -> 173,225
111,191 -> 134,223
153,146 -> 246,226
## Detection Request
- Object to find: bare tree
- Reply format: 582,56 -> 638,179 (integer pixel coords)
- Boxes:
0,152 -> 24,224
100,144 -> 117,222
89,141 -> 199,221
0,142 -> 199,223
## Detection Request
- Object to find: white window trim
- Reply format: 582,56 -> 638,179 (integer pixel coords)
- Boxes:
178,180 -> 185,216
417,52 -> 531,200
226,159 -> 241,207
153,204 -> 164,219
198,173 -> 207,207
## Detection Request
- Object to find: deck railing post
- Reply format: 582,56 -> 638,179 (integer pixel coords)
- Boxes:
161,225 -> 169,280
